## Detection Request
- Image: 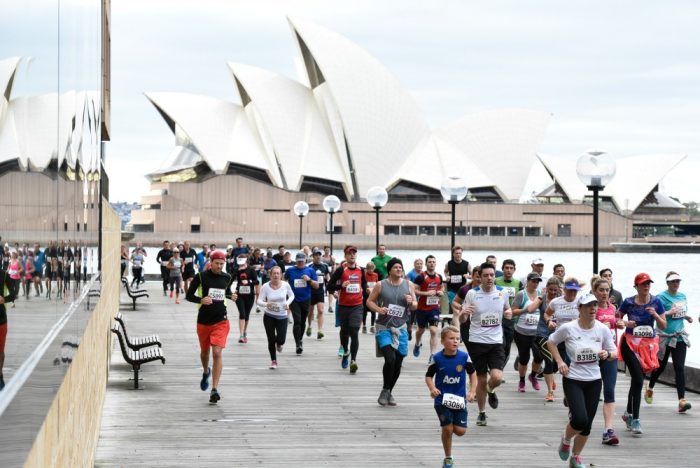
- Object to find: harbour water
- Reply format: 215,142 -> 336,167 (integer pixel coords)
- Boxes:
134,246 -> 700,364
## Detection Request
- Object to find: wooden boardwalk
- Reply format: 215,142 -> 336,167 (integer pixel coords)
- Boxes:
95,282 -> 698,467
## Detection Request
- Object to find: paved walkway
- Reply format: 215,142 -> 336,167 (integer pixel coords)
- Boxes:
96,282 -> 698,467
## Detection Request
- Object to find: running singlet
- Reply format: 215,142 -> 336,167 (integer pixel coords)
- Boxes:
548,320 -> 616,381
465,286 -> 509,345
657,290 -> 688,335
513,290 -> 540,335
595,303 -> 618,341
618,296 -> 665,338
445,260 -> 470,293
375,278 -> 411,328
426,350 -> 475,408
415,273 -> 443,311
328,265 -> 366,306
549,296 -> 579,327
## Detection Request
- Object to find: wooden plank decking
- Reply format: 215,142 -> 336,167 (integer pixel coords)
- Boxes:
95,282 -> 698,467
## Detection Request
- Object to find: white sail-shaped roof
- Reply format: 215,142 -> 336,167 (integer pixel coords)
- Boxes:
288,17 -> 430,198
537,153 -> 687,212
0,57 -> 21,119
435,108 -> 551,201
144,92 -> 281,185
228,62 -> 351,197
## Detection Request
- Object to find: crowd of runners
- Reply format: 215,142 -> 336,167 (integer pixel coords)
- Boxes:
121,240 -> 696,468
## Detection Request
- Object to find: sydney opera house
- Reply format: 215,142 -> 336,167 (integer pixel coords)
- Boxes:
122,18 -> 691,247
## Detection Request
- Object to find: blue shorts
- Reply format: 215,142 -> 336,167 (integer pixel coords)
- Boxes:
435,405 -> 468,428
375,328 -> 409,356
416,309 -> 440,328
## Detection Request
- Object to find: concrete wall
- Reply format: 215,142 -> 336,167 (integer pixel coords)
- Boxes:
23,200 -> 119,467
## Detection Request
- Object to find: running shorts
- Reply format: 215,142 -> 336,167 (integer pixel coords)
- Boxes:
435,405 -> 468,428
197,320 -> 230,350
416,309 -> 440,328
466,341 -> 505,374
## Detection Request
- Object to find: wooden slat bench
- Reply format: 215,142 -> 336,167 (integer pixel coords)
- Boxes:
121,277 -> 149,310
113,312 -> 162,350
111,322 -> 165,389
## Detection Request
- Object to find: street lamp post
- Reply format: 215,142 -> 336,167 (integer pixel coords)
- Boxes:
322,195 -> 341,259
576,149 -> 616,273
440,176 -> 468,250
293,201 -> 310,250
366,186 -> 388,254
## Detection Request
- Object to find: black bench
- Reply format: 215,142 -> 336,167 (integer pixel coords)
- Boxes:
121,277 -> 149,310
114,312 -> 162,350
111,321 -> 165,389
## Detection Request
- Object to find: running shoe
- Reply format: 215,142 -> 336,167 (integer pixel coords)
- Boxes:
270,360 -> 278,370
317,331 -> 324,340
631,419 -> 642,435
209,388 -> 221,404
569,454 -> 584,468
644,387 -> 654,404
622,411 -> 632,431
528,373 -> 541,391
558,437 -> 571,461
338,346 -> 345,357
413,342 -> 422,358
349,360 -> 358,374
377,388 -> 389,406
545,391 -> 554,402
679,399 -> 692,413
476,412 -> 487,426
442,457 -> 454,468
602,429 -> 619,445
517,381 -> 525,393
306,326 -> 312,337
238,336 -> 245,344
276,344 -> 283,353
487,389 -> 499,409
387,391 -> 397,406
341,353 -> 350,369
369,326 -> 375,334
296,345 -> 303,355
242,337 -> 248,344
200,367 -> 211,391
362,326 -> 367,334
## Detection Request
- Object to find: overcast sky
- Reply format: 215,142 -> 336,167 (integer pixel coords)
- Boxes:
7,0 -> 700,202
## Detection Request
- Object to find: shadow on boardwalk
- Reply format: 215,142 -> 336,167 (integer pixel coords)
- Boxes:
96,282 -> 697,467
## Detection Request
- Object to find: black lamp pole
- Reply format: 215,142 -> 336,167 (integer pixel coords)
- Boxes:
298,215 -> 304,250
589,184 -> 601,274
374,206 -> 380,254
450,200 -> 457,251
329,211 -> 335,257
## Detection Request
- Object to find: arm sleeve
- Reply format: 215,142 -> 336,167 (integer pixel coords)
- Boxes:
185,274 -> 202,304
425,362 -> 438,378
327,267 -> 343,293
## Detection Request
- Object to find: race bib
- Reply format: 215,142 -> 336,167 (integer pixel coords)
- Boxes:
426,295 -> 440,306
504,287 -> 516,299
633,325 -> 653,338
268,302 -> 284,312
574,346 -> 598,363
161,260 -> 168,266
184,258 -> 192,264
346,283 -> 360,294
294,278 -> 307,289
315,271 -> 324,284
133,260 -> 141,267
442,393 -> 465,410
367,282 -> 376,289
525,313 -> 540,326
239,285 -> 251,294
480,313 -> 500,327
671,302 -> 687,319
208,288 -> 225,302
450,275 -> 463,284
387,304 -> 406,318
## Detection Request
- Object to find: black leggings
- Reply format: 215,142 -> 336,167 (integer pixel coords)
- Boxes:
340,323 -> 360,361
380,345 -> 405,391
263,315 -> 288,361
362,309 -> 376,327
620,337 -> 645,419
236,295 -> 256,321
290,300 -> 309,346
514,332 -> 544,367
161,267 -> 169,292
131,267 -> 143,287
536,336 -> 563,375
502,322 -> 515,367
649,340 -> 687,400
562,377 -> 602,436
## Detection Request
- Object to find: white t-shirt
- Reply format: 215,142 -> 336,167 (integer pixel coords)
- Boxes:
465,286 -> 510,345
548,320 -> 616,381
548,296 -> 579,326
257,282 -> 295,319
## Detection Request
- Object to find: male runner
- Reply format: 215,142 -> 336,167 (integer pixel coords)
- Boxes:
307,248 -> 330,339
413,255 -> 444,360
284,252 -> 319,354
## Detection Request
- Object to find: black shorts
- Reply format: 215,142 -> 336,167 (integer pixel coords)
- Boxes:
32,271 -> 42,279
183,269 -> 195,280
310,294 -> 325,306
338,304 -> 363,329
466,341 -> 505,374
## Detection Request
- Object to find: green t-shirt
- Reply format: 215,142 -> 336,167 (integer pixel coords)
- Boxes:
371,254 -> 393,280
495,276 -> 522,323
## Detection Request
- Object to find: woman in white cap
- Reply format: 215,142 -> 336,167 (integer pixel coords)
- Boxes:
548,293 -> 617,468
646,271 -> 692,413
617,272 -> 666,435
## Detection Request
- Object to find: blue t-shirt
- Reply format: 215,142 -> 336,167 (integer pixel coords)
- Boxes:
34,251 -> 45,272
284,266 -> 318,303
406,270 -> 421,282
429,349 -> 474,407
657,290 -> 688,335
196,251 -> 207,271
618,296 -> 665,337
